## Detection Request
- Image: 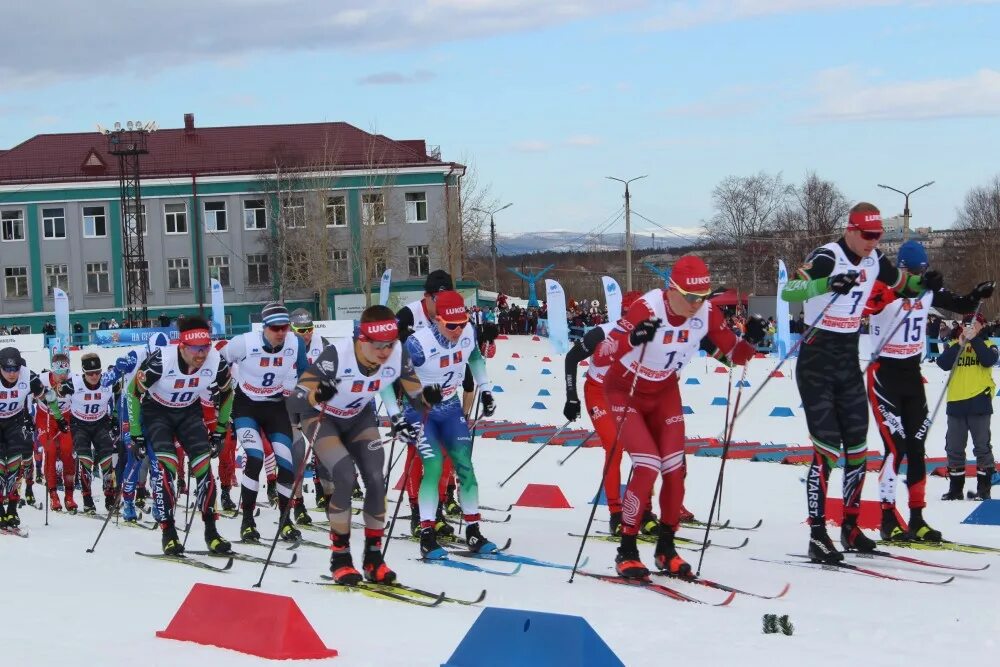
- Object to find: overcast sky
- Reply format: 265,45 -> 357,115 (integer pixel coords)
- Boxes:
2,0 -> 998,248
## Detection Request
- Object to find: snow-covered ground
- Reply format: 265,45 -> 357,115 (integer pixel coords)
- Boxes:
8,335 -> 1000,666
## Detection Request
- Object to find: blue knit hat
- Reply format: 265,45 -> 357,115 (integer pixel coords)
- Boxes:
896,240 -> 928,272
261,302 -> 290,326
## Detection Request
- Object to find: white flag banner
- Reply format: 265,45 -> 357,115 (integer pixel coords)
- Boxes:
545,279 -> 570,354
602,276 -> 623,322
379,269 -> 392,306
211,278 -> 226,336
776,260 -> 791,357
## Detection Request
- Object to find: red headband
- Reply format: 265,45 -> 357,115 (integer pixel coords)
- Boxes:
359,319 -> 398,343
179,329 -> 211,346
848,210 -> 882,232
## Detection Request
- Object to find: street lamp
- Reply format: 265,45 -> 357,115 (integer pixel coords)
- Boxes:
472,202 -> 513,293
606,175 -> 648,292
877,181 -> 934,242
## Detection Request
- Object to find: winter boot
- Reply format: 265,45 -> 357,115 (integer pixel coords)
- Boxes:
465,522 -> 498,554
905,507 -> 942,542
122,500 -> 139,522
160,520 -> 184,555
104,493 -> 117,513
941,467 -> 965,500
5,501 -> 20,527
64,491 -> 78,513
409,503 -> 421,537
840,518 -> 877,553
362,534 -> 397,584
135,486 -> 148,510
420,525 -> 448,560
608,511 -> 623,537
678,505 -> 695,523
807,526 -> 844,564
49,489 -> 62,512
82,494 -> 97,515
640,509 -> 660,536
219,487 -> 236,512
240,512 -> 261,542
266,479 -> 278,507
24,484 -> 35,507
434,503 -> 455,538
293,498 -> 312,525
879,508 -> 907,541
330,533 -> 362,585
204,517 -> 232,554
975,467 -> 993,500
278,497 -> 302,542
615,532 -> 650,579
653,524 -> 692,578
351,479 -> 364,501
315,486 -> 328,510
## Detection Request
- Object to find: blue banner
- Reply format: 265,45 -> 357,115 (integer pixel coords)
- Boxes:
775,260 -> 791,358
93,326 -> 177,346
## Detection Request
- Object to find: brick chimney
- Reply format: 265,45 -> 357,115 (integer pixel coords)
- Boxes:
184,113 -> 195,135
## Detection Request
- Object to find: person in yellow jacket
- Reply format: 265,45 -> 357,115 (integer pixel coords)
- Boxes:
936,312 -> 998,500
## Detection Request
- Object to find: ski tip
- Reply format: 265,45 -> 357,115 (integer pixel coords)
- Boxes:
775,582 -> 792,599
222,557 -> 235,571
289,553 -> 298,565
510,563 -> 522,575
719,590 -> 737,606
473,589 -> 488,604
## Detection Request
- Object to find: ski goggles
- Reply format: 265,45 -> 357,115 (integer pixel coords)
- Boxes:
183,344 -> 211,354
857,230 -> 882,241
673,285 -> 711,304
266,324 -> 290,333
368,340 -> 395,350
438,319 -> 467,331
291,324 -> 313,334
51,360 -> 71,374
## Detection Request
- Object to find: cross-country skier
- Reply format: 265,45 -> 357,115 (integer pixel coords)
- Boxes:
290,307 -> 328,518
286,305 -> 404,584
127,316 -> 234,555
35,353 -> 76,512
781,203 -> 938,564
864,240 -> 992,541
591,256 -> 763,578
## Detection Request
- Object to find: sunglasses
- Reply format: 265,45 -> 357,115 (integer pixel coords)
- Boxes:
183,344 -> 211,354
439,320 -> 467,331
266,324 -> 290,332
369,340 -> 394,350
292,326 -> 313,334
84,369 -> 101,376
673,286 -> 710,304
859,230 -> 882,241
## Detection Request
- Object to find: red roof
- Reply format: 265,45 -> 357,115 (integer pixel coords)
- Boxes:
0,116 -> 449,185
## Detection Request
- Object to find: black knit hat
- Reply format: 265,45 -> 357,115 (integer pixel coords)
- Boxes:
424,269 -> 453,294
81,353 -> 102,372
0,347 -> 23,371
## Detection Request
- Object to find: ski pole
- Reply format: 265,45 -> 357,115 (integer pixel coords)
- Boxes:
180,460 -> 196,549
713,363 -> 736,524
383,432 -> 399,494
382,421 -> 425,559
556,431 -> 597,466
923,301 -> 986,446
497,420 -> 573,488
696,359 -> 750,576
85,482 -> 124,553
569,343 -> 647,583
253,412 -> 322,589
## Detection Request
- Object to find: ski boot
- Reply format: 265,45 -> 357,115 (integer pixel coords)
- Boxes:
434,503 -> 455,538
204,518 -> 232,554
362,534 -> 397,584
465,522 -> 498,554
905,508 -> 942,542
941,467 -> 965,500
351,480 -> 364,501
64,492 -> 78,513
135,486 -> 148,511
973,467 -> 993,500
640,509 -> 660,536
807,526 -> 844,564
279,516 -> 302,542
444,486 -> 461,517
841,519 -> 877,553
314,488 -> 328,511
240,512 -> 261,542
293,499 -> 312,525
653,524 -> 692,578
420,525 -> 448,560
0,510 -> 6,529
49,489 -> 62,512
615,533 -> 650,579
330,533 -> 363,585
160,520 -> 184,555
82,494 -> 97,515
608,511 -> 623,537
122,499 -> 139,523
104,494 -> 118,514
24,484 -> 35,507
219,487 -> 236,512
4,501 -> 20,527
409,502 -> 421,537
879,508 -> 907,541
266,480 -> 278,507
678,504 -> 695,523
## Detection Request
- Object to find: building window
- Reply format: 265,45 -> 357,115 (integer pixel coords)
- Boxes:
325,196 -> 347,227
246,253 -> 270,287
4,266 -> 28,298
208,255 -> 230,288
83,206 -> 107,238
243,199 -> 267,230
408,245 -> 430,277
362,193 -> 385,225
282,196 -> 306,229
405,192 -> 428,223
369,248 -> 388,277
330,249 -> 349,278
42,208 -> 66,239
127,260 -> 150,294
125,203 -> 147,237
86,262 -> 110,294
203,201 -> 228,233
285,251 -> 308,286
45,264 -> 68,296
167,258 -> 191,290
164,203 -> 188,235
2,210 -> 25,242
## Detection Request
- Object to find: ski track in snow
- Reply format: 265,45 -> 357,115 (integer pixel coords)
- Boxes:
9,337 -> 1000,666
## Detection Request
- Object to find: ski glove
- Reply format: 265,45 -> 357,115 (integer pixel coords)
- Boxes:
314,378 -> 337,403
920,270 -> 944,293
744,315 -> 768,346
563,396 -> 582,421
390,413 -> 419,444
480,391 -> 497,418
971,281 -> 995,300
208,431 -> 225,458
480,322 -> 500,343
131,434 -> 146,460
422,384 -> 444,406
828,272 -> 859,295
55,418 -> 69,433
629,318 -> 661,346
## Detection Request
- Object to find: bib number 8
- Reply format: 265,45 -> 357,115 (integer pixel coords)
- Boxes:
261,372 -> 276,388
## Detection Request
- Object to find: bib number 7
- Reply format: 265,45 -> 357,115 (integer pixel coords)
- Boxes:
847,290 -> 864,315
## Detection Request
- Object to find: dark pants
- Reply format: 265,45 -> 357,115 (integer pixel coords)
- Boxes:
0,415 -> 32,503
142,402 -> 214,524
71,417 -> 117,499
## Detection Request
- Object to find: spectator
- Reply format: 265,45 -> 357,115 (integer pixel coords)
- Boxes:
158,312 -> 171,327
10,325 -> 21,335
98,318 -> 109,330
43,321 -> 56,336
0,325 -> 8,336
109,318 -> 120,329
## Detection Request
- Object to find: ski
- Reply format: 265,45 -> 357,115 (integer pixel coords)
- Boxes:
134,551 -> 235,572
577,532 -> 709,553
651,571 -> 790,599
445,548 -> 588,571
846,549 -> 989,572
877,538 -> 1000,555
675,534 -> 749,550
576,571 -> 736,605
750,556 -> 954,585
293,579 -> 445,607
684,518 -> 763,532
415,557 -> 522,576
18,500 -> 44,511
119,519 -> 157,531
187,549 -> 298,567
319,575 -> 485,606
389,533 -> 510,551
219,507 -> 259,520
1,526 -> 29,538
238,537 -> 301,551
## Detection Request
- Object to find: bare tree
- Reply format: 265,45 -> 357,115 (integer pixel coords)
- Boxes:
772,171 -> 850,268
355,131 -> 401,307
951,174 -> 1000,317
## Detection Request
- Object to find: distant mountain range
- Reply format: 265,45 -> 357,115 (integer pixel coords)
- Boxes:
496,230 -> 697,256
